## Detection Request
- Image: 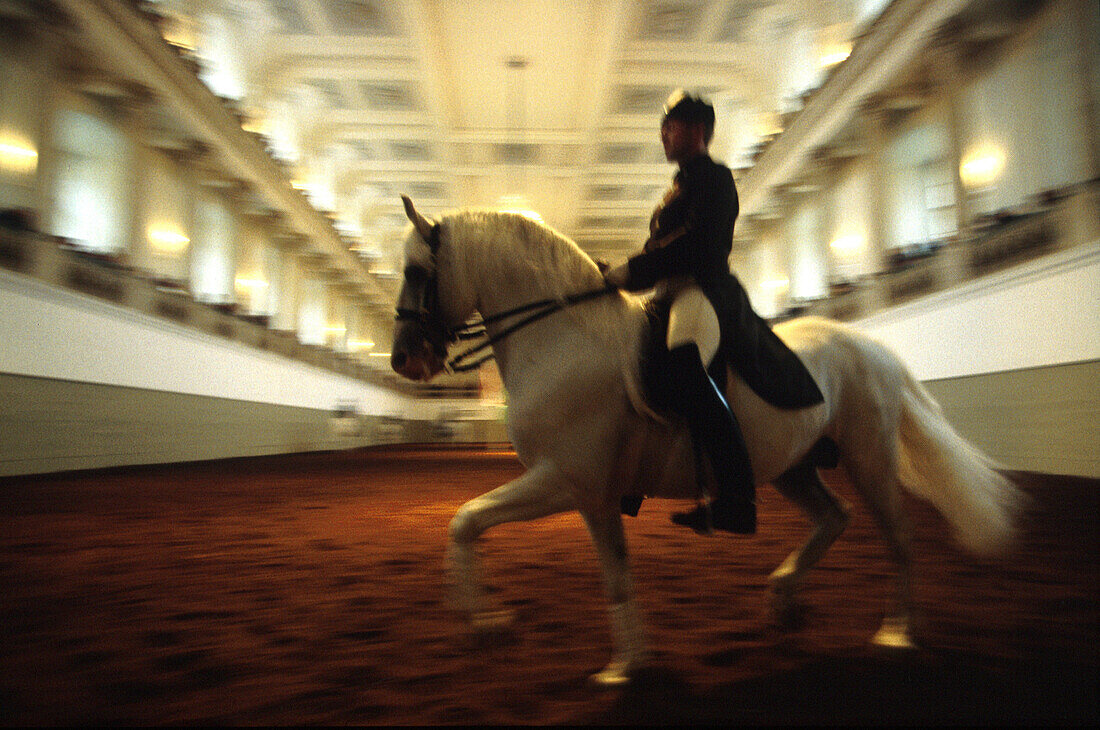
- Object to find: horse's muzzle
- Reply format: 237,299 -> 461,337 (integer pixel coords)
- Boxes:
391,323 -> 445,381
390,347 -> 444,381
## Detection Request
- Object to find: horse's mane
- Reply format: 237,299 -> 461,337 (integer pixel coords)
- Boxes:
440,209 -> 646,370
442,210 -> 602,298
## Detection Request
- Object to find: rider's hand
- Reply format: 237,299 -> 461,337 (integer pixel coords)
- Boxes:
603,263 -> 630,289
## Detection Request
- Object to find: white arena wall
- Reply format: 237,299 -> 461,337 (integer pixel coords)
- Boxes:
0,270 -> 409,415
852,242 -> 1099,478
0,267 -> 501,477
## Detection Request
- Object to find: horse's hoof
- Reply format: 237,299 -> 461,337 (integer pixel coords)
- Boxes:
471,608 -> 516,633
768,565 -> 798,598
871,616 -> 917,650
588,661 -> 634,689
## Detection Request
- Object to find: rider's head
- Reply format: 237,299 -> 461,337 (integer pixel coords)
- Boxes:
660,90 -> 715,164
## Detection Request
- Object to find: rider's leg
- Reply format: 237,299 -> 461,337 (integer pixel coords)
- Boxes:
664,287 -> 756,535
667,285 -> 722,366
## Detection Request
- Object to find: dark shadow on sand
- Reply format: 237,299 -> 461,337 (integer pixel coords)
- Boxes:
584,649 -> 1098,725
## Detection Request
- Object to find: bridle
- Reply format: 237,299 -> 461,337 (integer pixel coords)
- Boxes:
394,223 -> 450,361
394,223 -> 616,374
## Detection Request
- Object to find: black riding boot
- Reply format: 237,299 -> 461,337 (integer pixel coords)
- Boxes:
665,343 -> 757,535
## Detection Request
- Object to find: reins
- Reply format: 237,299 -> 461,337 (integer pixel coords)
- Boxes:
445,285 -> 616,373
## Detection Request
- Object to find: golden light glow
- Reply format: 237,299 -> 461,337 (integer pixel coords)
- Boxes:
147,225 -> 190,253
163,35 -> 196,52
762,277 -> 790,294
820,43 -> 852,69
242,117 -> 267,135
290,179 -> 310,191
754,112 -> 783,139
349,339 -> 375,352
0,136 -> 38,175
960,146 -> 1006,188
240,109 -> 268,136
235,277 -> 268,290
497,194 -> 543,223
326,325 -> 347,336
368,352 -> 392,358
830,234 -> 865,256
159,16 -> 197,51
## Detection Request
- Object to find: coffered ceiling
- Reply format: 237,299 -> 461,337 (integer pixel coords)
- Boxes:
177,0 -> 880,293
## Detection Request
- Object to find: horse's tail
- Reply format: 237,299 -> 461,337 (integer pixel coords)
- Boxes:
894,366 -> 1027,557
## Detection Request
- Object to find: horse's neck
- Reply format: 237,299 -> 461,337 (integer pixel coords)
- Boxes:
467,237 -> 599,318
454,216 -> 619,396
476,272 -> 586,396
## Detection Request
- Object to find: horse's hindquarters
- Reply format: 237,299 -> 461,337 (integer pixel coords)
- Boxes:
724,366 -> 831,484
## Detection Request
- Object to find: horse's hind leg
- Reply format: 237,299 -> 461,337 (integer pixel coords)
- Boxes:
448,461 -> 575,629
843,443 -> 917,649
769,461 -> 851,624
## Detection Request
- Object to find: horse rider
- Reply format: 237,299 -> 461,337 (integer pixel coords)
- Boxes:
602,89 -> 824,536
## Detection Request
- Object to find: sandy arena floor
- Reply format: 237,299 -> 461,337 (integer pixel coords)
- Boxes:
1,445 -> 1096,725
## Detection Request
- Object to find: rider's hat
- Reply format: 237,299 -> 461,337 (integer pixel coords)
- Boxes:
662,89 -> 716,141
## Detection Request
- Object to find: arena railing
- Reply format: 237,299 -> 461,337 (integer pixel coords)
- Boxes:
780,179 -> 1100,324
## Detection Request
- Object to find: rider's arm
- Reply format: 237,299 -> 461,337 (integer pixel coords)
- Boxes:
621,164 -> 736,291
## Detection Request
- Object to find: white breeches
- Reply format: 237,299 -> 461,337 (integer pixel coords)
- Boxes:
666,285 -> 720,368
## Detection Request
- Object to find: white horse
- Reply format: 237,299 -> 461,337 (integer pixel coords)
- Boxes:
390,197 -> 1024,687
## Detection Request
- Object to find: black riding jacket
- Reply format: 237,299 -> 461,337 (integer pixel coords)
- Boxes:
623,153 -> 824,410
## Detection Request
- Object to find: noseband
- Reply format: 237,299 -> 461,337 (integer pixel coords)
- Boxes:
394,222 -> 615,373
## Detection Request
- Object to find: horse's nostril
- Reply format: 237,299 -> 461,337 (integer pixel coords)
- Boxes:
391,351 -> 407,371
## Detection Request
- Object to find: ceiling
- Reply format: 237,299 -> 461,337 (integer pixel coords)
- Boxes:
158,0 -> 881,294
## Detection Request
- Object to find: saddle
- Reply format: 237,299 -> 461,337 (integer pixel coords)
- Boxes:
619,303 -> 838,517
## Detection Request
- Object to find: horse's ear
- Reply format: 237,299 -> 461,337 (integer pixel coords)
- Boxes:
401,195 -> 435,244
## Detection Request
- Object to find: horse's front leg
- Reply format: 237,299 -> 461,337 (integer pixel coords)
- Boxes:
448,461 -> 575,630
580,508 -> 648,688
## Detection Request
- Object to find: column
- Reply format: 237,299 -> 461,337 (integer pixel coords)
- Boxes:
1076,0 -> 1100,182
24,20 -> 65,232
272,235 -> 304,333
2,19 -> 62,280
345,298 -> 366,359
1064,0 -> 1100,252
118,86 -> 157,276
325,281 -> 350,353
928,25 -> 973,289
859,96 -> 890,312
179,145 -> 200,294
809,151 -> 839,289
259,234 -> 281,319
296,260 -> 328,347
221,181 -> 255,310
1060,1 -> 1100,258
766,197 -> 792,318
